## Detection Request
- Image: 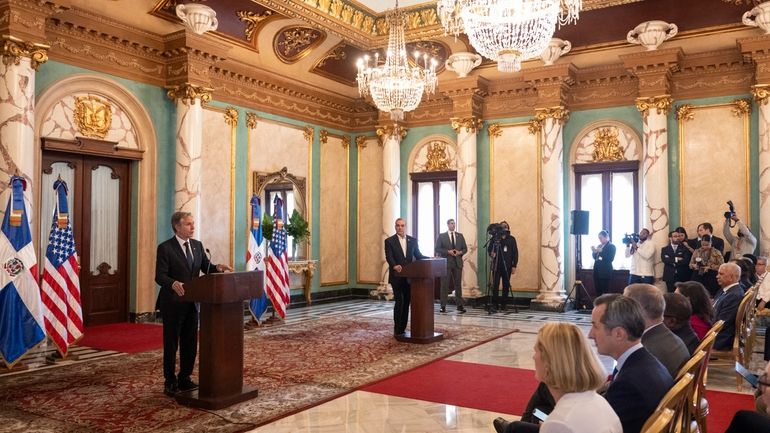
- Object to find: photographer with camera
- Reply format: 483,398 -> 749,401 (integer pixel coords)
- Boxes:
722,201 -> 756,260
487,221 -> 518,313
689,234 -> 724,298
624,228 -> 655,284
591,230 -> 616,296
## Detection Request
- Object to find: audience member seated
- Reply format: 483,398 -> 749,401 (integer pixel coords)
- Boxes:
733,257 -> 755,290
675,281 -> 714,339
493,322 -> 622,433
713,262 -> 745,351
662,292 -> 700,355
589,294 -> 673,433
624,284 -> 690,377
725,361 -> 770,432
689,235 -> 724,298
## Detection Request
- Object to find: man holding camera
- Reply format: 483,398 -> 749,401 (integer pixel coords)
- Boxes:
722,206 -> 756,260
625,228 -> 655,284
487,221 -> 518,313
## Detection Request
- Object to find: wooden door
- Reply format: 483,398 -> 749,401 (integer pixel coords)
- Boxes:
41,151 -> 130,325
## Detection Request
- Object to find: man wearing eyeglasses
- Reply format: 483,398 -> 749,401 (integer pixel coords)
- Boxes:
725,361 -> 770,432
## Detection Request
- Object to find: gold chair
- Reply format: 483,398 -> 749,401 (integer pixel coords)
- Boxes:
641,409 -> 676,433
640,372 -> 695,433
689,333 -> 717,433
710,288 -> 756,390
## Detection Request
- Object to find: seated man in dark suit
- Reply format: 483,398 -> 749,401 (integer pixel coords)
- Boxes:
624,284 -> 690,378
713,262 -> 745,351
384,217 -> 428,337
662,292 -> 700,355
589,294 -> 673,433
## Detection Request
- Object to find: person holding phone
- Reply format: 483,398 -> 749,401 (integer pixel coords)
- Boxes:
725,361 -> 770,432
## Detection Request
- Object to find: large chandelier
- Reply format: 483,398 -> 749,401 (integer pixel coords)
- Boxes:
437,0 -> 582,72
356,1 -> 437,122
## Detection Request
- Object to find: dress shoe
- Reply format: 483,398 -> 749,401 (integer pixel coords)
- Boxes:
457,307 -> 466,314
439,306 -> 446,313
178,378 -> 198,392
163,382 -> 179,397
493,417 -> 511,433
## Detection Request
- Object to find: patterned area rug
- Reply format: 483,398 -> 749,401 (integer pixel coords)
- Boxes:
0,316 -> 515,433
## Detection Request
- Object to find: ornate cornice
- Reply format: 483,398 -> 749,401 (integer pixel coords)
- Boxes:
224,107 -> 238,126
636,95 -> 673,117
166,83 -> 213,105
1,35 -> 48,70
376,123 -> 407,145
319,129 -> 328,144
451,116 -> 483,134
355,135 -> 368,149
487,123 -> 502,138
246,112 -> 258,129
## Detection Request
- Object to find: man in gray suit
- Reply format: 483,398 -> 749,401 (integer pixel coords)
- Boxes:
435,218 -> 467,313
624,283 -> 690,378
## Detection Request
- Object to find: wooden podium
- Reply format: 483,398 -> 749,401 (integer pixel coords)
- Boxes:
176,271 -> 263,409
395,258 -> 446,344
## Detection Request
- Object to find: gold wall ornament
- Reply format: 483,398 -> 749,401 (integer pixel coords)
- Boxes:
487,123 -> 503,138
319,129 -> 329,144
356,136 -> 368,149
315,44 -> 346,68
1,36 -> 49,70
676,104 -> 694,121
246,112 -> 258,129
224,107 -> 238,126
731,98 -> 752,117
451,116 -> 483,134
636,95 -> 673,116
752,85 -> 770,105
237,10 -> 274,42
166,83 -> 213,105
592,128 -> 626,162
535,106 -> 570,123
341,135 -> 350,149
304,126 -> 314,142
425,141 -> 451,172
528,118 -> 543,135
376,124 -> 407,145
274,26 -> 326,63
73,95 -> 113,139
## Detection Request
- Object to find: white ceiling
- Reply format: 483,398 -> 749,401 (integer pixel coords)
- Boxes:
353,0 -> 433,14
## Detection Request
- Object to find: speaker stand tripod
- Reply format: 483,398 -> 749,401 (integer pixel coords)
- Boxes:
561,279 -> 592,313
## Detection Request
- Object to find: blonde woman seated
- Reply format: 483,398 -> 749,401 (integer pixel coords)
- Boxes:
494,322 -> 622,433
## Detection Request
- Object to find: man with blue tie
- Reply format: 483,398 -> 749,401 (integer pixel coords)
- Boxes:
713,262 -> 744,351
385,218 -> 428,337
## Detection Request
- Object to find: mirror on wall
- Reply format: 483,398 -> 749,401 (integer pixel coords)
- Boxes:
253,167 -> 308,260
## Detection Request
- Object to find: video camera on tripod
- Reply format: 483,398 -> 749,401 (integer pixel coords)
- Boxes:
486,222 -> 509,243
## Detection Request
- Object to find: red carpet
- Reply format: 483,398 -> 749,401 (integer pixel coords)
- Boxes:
363,359 -> 756,433
78,322 -> 163,353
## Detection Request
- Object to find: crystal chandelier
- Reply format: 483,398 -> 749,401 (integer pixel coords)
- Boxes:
437,0 -> 582,72
356,2 -> 437,122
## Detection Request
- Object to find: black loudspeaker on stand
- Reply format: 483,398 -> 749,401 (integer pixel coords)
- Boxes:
563,210 -> 592,312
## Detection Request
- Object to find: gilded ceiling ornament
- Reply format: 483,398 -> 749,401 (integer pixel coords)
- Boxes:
166,83 -> 213,105
425,141 -> 451,172
73,95 -> 113,139
592,128 -> 625,162
487,123 -> 502,138
316,44 -> 347,68
1,36 -> 49,71
342,136 -> 350,149
731,99 -> 752,117
636,95 -> 673,116
275,27 -> 325,63
304,126 -> 314,143
675,104 -> 694,121
319,129 -> 329,144
237,10 -> 274,42
752,84 -> 770,105
246,112 -> 258,129
356,136 -> 368,149
451,117 -> 483,134
376,124 -> 407,145
224,107 -> 238,126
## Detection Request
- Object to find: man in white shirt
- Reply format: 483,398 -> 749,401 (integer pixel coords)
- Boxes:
723,213 -> 757,260
625,228 -> 655,284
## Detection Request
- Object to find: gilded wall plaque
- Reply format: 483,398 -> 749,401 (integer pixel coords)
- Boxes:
592,128 -> 625,162
425,141 -> 450,172
73,95 -> 113,139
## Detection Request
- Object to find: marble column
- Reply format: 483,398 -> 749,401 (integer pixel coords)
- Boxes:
167,84 -> 211,223
451,117 -> 481,297
531,108 -> 568,309
637,96 -> 673,282
0,41 -> 48,213
754,85 -> 770,256
375,124 -> 406,299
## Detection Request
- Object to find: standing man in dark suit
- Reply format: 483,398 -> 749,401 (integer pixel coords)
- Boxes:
713,262 -> 745,351
592,230 -> 616,296
435,218 -> 467,314
385,217 -> 428,337
688,222 -> 725,255
487,221 -> 518,312
589,294 -> 673,433
661,229 -> 692,292
155,211 -> 233,397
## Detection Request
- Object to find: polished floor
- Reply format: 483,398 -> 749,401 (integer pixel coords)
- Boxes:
248,299 -> 760,433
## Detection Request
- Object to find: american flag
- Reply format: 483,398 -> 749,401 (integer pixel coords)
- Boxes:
40,179 -> 83,357
265,196 -> 290,318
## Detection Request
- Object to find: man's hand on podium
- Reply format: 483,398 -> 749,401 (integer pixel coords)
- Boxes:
216,264 -> 234,272
393,265 -> 403,273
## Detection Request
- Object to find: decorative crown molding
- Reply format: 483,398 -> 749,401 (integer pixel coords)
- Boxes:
166,83 -> 213,105
636,95 -> 673,116
450,116 -> 483,134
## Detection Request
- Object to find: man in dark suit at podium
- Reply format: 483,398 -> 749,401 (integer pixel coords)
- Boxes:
385,218 -> 428,337
155,211 -> 232,397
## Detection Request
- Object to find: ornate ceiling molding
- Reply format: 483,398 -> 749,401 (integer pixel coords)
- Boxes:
273,26 -> 326,64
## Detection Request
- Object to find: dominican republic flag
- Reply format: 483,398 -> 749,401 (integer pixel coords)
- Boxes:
0,176 -> 45,367
265,196 -> 290,319
40,179 -> 83,357
247,194 -> 268,321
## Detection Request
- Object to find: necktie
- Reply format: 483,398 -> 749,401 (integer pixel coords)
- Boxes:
450,232 -> 456,249
610,367 -> 618,382
184,241 -> 193,269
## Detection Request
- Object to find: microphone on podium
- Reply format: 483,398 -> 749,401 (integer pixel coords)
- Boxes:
205,248 -> 212,274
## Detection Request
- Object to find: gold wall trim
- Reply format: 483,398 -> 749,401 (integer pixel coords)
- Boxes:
355,135 -> 380,284
319,131 -> 350,286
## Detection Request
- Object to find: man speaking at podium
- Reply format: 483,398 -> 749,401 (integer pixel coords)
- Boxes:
385,217 -> 428,337
155,211 -> 233,397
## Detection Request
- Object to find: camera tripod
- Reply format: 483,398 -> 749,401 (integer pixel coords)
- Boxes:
561,279 -> 592,312
484,236 -> 518,314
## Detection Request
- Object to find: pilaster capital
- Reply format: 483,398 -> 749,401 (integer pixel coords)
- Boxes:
356,136 -> 368,149
376,123 -> 407,145
1,34 -> 48,70
319,129 -> 328,144
451,116 -> 483,134
620,48 -> 682,96
487,123 -> 502,138
246,112 -> 259,129
224,107 -> 238,126
163,29 -> 231,88
753,84 -> 770,105
528,106 -> 570,135
166,83 -> 213,105
636,95 -> 674,117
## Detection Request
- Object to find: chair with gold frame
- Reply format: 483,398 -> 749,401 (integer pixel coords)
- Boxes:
640,372 -> 695,433
641,408 -> 676,433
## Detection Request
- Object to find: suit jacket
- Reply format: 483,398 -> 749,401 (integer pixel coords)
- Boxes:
592,242 -> 616,279
672,323 -> 700,356
641,323 -> 691,378
435,231 -> 467,269
605,347 -> 673,433
713,283 -> 745,350
155,236 -> 218,310
384,234 -> 428,287
688,235 -> 725,254
661,244 -> 692,283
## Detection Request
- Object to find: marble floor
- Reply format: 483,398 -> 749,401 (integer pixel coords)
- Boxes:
248,299 -> 761,433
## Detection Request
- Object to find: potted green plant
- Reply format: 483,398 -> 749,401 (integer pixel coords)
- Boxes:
262,212 -> 273,246
285,209 -> 310,260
